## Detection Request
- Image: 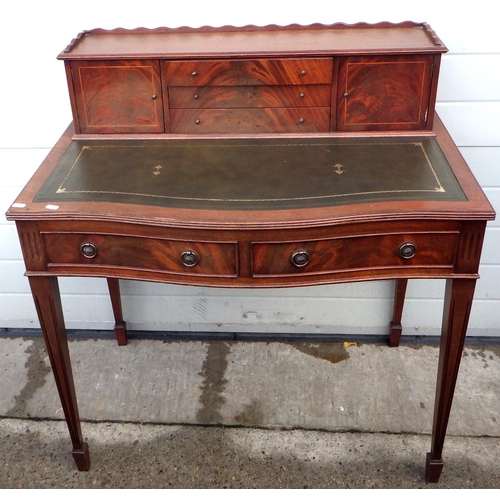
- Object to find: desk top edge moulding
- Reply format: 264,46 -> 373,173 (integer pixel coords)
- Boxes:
5,22 -> 495,482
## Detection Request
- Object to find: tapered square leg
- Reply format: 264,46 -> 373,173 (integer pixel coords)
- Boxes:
28,276 -> 91,471
107,278 -> 128,346
426,278 -> 476,483
389,279 -> 408,347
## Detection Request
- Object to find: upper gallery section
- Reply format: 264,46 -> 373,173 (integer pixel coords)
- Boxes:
58,22 -> 447,135
58,22 -> 447,59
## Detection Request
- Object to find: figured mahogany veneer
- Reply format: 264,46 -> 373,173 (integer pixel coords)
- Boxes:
170,107 -> 331,133
336,54 -> 434,131
43,232 -> 238,278
168,84 -> 331,109
251,230 -> 459,278
6,22 -> 495,483
164,58 -> 334,86
70,60 -> 165,134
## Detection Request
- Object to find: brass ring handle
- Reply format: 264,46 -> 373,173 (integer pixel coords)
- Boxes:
181,251 -> 199,267
398,242 -> 417,259
80,242 -> 98,259
291,250 -> 310,267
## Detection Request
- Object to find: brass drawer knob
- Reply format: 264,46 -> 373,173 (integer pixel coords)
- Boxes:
398,242 -> 417,259
181,251 -> 199,267
80,242 -> 98,259
291,250 -> 309,267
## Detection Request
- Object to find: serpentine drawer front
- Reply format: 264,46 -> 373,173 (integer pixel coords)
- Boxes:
42,233 -> 238,277
6,23 -> 496,482
251,232 -> 459,277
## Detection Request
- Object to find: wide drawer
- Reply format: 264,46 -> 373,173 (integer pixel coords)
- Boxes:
164,58 -> 334,86
168,84 -> 331,109
251,232 -> 459,277
43,233 -> 238,277
170,107 -> 331,133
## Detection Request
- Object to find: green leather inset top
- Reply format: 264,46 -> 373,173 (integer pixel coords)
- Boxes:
35,137 -> 466,210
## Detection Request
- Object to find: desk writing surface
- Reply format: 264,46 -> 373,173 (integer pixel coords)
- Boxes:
35,137 -> 466,211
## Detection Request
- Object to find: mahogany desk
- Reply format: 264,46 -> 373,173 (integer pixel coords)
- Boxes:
5,23 -> 496,482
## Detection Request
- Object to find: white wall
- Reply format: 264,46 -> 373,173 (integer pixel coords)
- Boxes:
1,0 -> 499,337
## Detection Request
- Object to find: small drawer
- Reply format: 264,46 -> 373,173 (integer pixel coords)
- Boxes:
170,107 -> 331,133
251,232 -> 459,277
43,233 -> 237,277
168,85 -> 332,109
164,58 -> 334,86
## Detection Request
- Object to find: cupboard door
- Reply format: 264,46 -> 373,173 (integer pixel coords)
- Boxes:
337,55 -> 434,131
71,60 -> 164,133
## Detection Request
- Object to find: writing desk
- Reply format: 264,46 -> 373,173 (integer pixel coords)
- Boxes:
6,22 -> 495,482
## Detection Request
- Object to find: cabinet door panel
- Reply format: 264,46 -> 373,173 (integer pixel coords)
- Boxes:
71,60 -> 164,133
337,55 -> 434,131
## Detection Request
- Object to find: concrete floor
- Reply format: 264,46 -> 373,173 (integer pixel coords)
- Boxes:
1,334 -> 499,488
